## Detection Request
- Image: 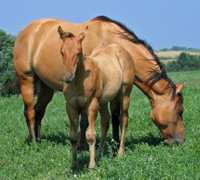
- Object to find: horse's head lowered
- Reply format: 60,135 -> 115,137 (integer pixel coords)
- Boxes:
150,82 -> 186,144
58,26 -> 86,83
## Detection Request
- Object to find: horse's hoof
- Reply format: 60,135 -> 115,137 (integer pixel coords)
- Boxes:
36,139 -> 41,144
89,162 -> 96,170
77,145 -> 84,153
71,162 -> 78,169
118,149 -> 125,158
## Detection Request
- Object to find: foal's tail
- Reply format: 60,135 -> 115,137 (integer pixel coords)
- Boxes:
1,79 -> 20,96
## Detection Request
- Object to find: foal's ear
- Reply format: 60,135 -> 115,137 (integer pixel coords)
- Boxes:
58,26 -> 65,39
176,81 -> 186,95
78,26 -> 88,43
78,33 -> 86,43
58,26 -> 74,39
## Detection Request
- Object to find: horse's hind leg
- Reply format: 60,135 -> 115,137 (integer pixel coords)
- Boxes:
18,76 -> 36,141
34,82 -> 54,142
96,104 -> 110,161
118,85 -> 133,156
110,97 -> 120,145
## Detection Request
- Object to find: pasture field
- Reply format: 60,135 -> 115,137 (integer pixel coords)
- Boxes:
155,50 -> 200,64
155,50 -> 200,58
0,70 -> 200,179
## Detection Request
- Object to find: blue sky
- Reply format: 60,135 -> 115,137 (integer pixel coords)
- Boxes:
0,0 -> 199,50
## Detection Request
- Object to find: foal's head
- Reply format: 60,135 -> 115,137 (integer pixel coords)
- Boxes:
58,26 -> 86,83
150,82 -> 186,144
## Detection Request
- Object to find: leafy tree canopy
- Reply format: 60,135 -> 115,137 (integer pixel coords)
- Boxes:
0,29 -> 17,96
165,52 -> 200,72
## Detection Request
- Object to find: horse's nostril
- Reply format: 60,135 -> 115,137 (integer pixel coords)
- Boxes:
63,72 -> 75,83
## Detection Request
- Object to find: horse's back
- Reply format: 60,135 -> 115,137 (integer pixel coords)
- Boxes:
14,18 -> 68,60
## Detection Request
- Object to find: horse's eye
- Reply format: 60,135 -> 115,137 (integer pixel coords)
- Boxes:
178,109 -> 183,116
77,52 -> 82,57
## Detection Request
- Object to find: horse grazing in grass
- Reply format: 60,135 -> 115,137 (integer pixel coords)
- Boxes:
58,26 -> 134,169
14,16 -> 185,156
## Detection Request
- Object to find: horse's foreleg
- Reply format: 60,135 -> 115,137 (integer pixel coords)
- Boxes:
34,82 -> 54,142
110,98 -> 120,144
86,98 -> 99,169
118,85 -> 132,157
66,103 -> 79,169
96,104 -> 110,161
77,113 -> 88,152
19,76 -> 36,141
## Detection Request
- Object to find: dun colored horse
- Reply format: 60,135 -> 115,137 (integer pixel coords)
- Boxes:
14,16 -> 185,163
58,26 -> 134,169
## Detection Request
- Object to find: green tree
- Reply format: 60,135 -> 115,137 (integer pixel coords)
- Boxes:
166,52 -> 200,72
0,29 -> 17,96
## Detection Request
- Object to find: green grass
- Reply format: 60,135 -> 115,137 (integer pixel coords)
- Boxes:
1,70 -> 200,179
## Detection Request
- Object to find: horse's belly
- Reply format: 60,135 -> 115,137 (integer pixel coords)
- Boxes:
99,75 -> 122,103
45,79 -> 63,91
38,73 -> 63,91
35,60 -> 64,91
96,60 -> 123,103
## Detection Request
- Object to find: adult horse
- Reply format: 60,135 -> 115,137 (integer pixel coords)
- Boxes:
14,16 -> 185,148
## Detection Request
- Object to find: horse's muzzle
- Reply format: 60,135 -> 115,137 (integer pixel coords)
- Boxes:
63,72 -> 75,83
164,138 -> 185,145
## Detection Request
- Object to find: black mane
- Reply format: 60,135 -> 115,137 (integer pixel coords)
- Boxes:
94,15 -> 176,98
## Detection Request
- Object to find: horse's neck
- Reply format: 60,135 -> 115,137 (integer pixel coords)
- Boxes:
73,56 -> 86,88
125,42 -> 172,99
134,78 -> 171,100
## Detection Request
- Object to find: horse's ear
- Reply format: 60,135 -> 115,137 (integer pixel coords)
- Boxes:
85,26 -> 88,31
176,81 -> 186,95
78,26 -> 88,43
58,26 -> 65,39
58,26 -> 74,39
78,32 -> 86,43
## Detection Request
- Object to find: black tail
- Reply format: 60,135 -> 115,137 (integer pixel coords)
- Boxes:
1,79 -> 20,95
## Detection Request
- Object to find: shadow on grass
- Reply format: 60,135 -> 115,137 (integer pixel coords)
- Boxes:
102,133 -> 164,157
24,131 -> 163,172
127,134 -> 164,147
24,132 -> 70,145
24,121 -> 71,145
25,131 -> 163,152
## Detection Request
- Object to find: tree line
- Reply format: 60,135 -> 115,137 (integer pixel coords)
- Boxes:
164,52 -> 200,72
160,46 -> 198,51
0,29 -> 200,96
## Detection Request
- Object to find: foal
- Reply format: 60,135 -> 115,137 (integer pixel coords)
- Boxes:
58,26 -> 134,169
